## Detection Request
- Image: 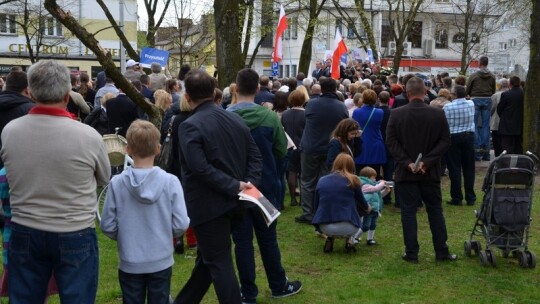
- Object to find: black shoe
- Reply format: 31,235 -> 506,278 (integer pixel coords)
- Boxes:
271,280 -> 302,298
174,238 -> 184,255
323,237 -> 334,253
446,200 -> 463,206
436,253 -> 458,262
345,242 -> 357,253
466,201 -> 475,206
294,215 -> 312,224
402,253 -> 418,263
367,239 -> 377,246
241,296 -> 257,304
290,200 -> 299,207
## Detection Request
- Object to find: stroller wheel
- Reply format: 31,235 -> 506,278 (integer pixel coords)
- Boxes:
518,251 -> 529,268
471,240 -> 482,255
525,251 -> 536,269
464,241 -> 472,257
479,251 -> 489,267
486,249 -> 497,267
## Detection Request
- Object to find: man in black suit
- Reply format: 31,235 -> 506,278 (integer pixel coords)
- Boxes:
386,77 -> 456,263
311,61 -> 323,80
174,70 -> 262,304
378,91 -> 393,206
105,91 -> 140,137
497,76 -> 524,154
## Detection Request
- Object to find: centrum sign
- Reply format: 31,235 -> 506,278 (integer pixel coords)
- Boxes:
7,44 -> 122,57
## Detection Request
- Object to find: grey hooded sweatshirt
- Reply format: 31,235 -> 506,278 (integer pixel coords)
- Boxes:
100,166 -> 189,274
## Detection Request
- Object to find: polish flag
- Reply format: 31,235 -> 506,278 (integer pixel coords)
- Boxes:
273,4 -> 287,63
331,28 -> 348,80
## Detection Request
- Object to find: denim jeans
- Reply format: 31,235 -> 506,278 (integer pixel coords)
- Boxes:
8,223 -> 98,304
362,211 -> 379,232
472,97 -> 492,160
119,267 -> 172,304
232,207 -> 286,300
446,132 -> 476,204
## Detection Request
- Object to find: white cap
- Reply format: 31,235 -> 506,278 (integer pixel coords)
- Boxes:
126,59 -> 139,68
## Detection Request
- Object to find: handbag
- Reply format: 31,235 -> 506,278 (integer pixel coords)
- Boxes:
157,115 -> 176,171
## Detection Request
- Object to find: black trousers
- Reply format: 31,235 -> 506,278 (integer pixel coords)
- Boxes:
491,130 -> 503,157
446,132 -> 476,204
396,181 -> 449,259
174,214 -> 241,304
500,134 -> 523,154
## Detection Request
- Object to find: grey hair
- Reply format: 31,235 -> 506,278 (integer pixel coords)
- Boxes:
27,60 -> 71,104
360,79 -> 372,89
302,77 -> 313,88
151,62 -> 162,73
499,78 -> 509,89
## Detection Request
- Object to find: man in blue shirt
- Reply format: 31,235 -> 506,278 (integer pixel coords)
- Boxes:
443,85 -> 476,206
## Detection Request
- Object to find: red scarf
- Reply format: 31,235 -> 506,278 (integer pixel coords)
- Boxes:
29,106 -> 77,120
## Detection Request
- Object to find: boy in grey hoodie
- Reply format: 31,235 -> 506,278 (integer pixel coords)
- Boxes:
100,120 -> 190,304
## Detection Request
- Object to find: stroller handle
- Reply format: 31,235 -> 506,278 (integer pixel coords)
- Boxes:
526,151 -> 539,163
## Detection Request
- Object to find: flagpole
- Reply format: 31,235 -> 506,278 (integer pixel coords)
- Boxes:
288,36 -> 293,77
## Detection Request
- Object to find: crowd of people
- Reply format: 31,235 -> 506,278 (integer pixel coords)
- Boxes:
0,54 -> 526,303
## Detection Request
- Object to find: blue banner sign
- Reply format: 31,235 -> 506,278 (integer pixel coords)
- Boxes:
140,47 -> 169,69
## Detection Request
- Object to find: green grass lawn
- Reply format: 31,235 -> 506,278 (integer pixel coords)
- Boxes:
44,166 -> 540,304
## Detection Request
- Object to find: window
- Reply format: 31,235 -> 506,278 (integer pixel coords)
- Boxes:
435,23 -> 448,49
407,21 -> 422,48
335,18 -> 343,35
435,0 -> 450,2
40,17 -> 63,37
347,19 -> 355,39
261,2 -> 273,48
381,19 -> 392,49
0,14 -> 16,34
509,39 -> 517,48
284,17 -> 298,40
499,42 -> 507,51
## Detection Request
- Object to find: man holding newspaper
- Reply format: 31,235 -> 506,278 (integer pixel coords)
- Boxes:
228,68 -> 302,304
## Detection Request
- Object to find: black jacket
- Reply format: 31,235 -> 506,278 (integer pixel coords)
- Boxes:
84,107 -> 109,136
254,87 -> 275,105
179,101 -> 262,226
0,91 -> 34,167
497,87 -> 524,136
105,94 -> 140,137
386,100 -> 451,182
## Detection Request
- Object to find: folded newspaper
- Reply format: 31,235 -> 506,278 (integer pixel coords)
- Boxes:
238,184 -> 281,226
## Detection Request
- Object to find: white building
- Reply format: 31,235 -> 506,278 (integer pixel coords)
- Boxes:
0,0 -> 138,77
245,0 -> 524,78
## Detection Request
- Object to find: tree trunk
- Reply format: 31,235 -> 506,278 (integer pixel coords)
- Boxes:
298,0 -> 327,75
523,0 -> 540,155
355,0 -> 378,61
44,0 -> 161,128
214,0 -> 244,89
242,1 -> 254,63
459,0 -> 472,75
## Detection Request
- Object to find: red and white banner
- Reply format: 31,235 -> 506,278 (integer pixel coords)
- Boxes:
273,4 -> 287,63
331,28 -> 348,80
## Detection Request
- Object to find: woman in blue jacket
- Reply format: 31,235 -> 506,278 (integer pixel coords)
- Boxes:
326,118 -> 362,169
352,89 -> 386,175
312,153 -> 371,253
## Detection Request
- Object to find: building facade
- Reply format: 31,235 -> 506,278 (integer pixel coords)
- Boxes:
0,0 -> 138,77
245,0 -> 525,78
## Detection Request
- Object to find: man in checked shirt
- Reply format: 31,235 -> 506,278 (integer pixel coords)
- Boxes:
443,85 -> 476,206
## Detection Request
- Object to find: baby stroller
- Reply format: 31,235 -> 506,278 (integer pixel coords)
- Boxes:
464,151 -> 538,268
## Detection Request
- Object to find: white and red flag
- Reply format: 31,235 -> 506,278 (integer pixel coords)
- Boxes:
331,28 -> 348,80
273,4 -> 287,63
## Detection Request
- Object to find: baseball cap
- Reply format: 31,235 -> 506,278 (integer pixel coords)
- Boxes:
126,59 -> 139,68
